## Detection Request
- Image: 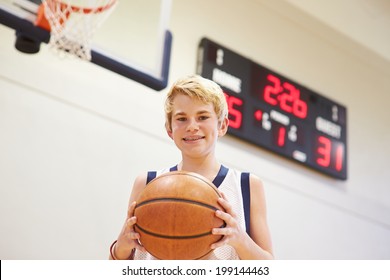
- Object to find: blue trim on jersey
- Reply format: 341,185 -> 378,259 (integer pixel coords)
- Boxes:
146,171 -> 157,184
240,172 -> 251,236
168,165 -> 228,188
212,165 -> 228,187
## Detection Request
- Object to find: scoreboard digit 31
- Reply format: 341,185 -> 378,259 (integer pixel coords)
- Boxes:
197,38 -> 347,180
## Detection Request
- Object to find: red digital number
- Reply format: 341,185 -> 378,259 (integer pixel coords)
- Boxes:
224,93 -> 243,129
263,74 -> 307,119
316,136 -> 331,167
263,74 -> 281,105
335,143 -> 344,171
293,98 -> 307,119
316,136 -> 344,172
277,126 -> 286,147
279,82 -> 296,113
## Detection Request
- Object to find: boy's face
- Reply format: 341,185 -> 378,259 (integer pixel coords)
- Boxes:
167,94 -> 228,158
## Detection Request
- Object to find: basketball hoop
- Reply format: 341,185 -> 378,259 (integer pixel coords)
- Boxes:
37,0 -> 117,60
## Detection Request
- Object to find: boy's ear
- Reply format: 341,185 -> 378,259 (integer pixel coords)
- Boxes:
167,129 -> 173,139
165,122 -> 173,139
218,117 -> 229,137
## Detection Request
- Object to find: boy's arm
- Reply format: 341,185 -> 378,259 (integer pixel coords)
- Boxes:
109,173 -> 148,260
239,174 -> 273,259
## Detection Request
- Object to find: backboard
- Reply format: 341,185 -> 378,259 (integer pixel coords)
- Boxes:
0,0 -> 172,90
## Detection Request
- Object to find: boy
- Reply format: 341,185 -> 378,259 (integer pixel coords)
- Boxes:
110,75 -> 274,260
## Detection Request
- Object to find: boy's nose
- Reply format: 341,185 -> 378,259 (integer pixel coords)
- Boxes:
186,118 -> 199,132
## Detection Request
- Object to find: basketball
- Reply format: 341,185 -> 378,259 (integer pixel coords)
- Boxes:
134,171 -> 225,260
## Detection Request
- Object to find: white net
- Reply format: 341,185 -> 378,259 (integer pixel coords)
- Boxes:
42,0 -> 118,60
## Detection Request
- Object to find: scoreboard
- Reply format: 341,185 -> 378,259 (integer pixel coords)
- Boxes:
197,38 -> 347,180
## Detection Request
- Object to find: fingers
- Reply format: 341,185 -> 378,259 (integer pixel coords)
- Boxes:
216,209 -> 233,224
128,229 -> 140,240
210,235 -> 228,250
127,216 -> 137,227
133,239 -> 146,252
127,201 -> 137,218
117,200 -> 148,255
215,192 -> 236,228
119,215 -> 146,253
126,201 -> 142,238
124,207 -> 141,241
125,216 -> 140,237
211,193 -> 240,250
217,195 -> 236,219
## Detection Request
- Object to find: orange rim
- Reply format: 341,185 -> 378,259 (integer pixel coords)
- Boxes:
47,0 -> 117,14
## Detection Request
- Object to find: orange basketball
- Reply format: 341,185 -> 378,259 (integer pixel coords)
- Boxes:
134,171 -> 225,260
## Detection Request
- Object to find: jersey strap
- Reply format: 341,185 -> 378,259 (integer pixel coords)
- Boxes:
240,172 -> 251,236
145,166 -> 176,184
212,165 -> 228,187
146,171 -> 157,184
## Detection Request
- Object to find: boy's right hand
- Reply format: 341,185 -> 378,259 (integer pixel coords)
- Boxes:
115,201 -> 145,259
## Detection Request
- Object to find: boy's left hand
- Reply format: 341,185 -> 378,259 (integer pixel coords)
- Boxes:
211,192 -> 246,250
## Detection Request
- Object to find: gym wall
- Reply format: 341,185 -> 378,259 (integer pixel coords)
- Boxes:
0,0 -> 389,259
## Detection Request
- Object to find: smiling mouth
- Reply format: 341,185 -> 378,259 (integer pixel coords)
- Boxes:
183,136 -> 205,142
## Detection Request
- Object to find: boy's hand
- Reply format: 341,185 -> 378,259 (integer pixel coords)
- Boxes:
115,201 -> 145,259
211,192 -> 246,250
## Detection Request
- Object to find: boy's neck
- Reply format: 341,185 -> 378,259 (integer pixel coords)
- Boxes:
178,157 -> 221,181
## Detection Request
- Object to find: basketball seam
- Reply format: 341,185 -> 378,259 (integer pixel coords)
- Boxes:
134,224 -> 213,239
136,197 -> 220,211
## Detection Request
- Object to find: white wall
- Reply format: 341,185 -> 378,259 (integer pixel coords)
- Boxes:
0,0 -> 389,259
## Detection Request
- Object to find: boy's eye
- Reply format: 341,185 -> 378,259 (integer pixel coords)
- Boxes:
177,117 -> 187,121
199,115 -> 209,120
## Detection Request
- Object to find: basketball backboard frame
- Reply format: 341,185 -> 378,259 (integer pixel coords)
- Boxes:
0,0 -> 172,91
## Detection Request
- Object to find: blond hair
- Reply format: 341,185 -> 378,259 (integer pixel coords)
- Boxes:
164,75 -> 228,131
